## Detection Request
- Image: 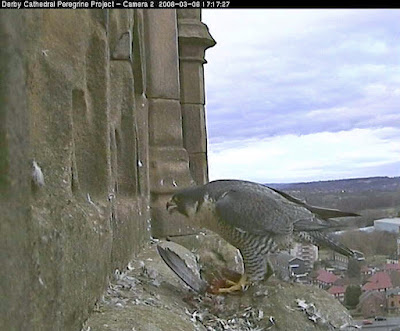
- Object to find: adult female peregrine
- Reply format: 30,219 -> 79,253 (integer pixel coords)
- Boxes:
166,179 -> 362,293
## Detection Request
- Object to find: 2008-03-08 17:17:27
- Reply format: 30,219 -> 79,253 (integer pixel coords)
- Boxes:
156,0 -> 230,8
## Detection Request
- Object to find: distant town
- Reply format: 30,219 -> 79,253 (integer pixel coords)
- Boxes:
267,176 -> 400,327
273,216 -> 400,323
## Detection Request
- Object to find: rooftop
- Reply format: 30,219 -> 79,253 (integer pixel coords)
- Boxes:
362,272 -> 392,292
316,269 -> 340,284
361,265 -> 373,272
384,263 -> 400,271
328,285 -> 347,295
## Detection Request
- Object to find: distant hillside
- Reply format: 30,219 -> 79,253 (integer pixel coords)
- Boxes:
267,176 -> 400,227
267,176 -> 400,194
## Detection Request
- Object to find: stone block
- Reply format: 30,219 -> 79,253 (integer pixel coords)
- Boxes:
179,60 -> 205,104
149,146 -> 193,194
177,9 -> 201,20
181,104 -> 207,153
188,152 -> 208,185
148,99 -> 184,147
144,10 -> 180,100
177,14 -> 216,50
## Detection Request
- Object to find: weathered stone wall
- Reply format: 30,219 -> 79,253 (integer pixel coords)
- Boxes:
0,9 -> 214,331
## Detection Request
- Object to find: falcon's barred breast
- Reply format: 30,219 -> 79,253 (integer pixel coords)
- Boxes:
166,179 -> 361,289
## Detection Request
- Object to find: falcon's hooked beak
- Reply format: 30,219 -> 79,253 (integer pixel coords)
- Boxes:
166,199 -> 178,214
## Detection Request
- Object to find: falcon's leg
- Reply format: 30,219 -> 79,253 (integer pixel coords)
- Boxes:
241,248 -> 271,282
212,246 -> 273,293
264,258 -> 274,281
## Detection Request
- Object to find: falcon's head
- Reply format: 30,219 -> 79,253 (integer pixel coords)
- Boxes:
166,187 -> 204,218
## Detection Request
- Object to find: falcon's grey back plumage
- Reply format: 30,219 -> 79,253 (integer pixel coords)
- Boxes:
166,179 -> 361,285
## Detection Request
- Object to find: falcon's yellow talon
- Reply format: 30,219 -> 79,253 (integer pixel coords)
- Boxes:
225,279 -> 237,286
217,274 -> 248,293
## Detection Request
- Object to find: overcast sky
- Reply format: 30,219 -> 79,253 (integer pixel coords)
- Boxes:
202,9 -> 400,183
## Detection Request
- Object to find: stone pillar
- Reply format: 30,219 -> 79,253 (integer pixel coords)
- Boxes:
144,10 -> 195,237
177,10 -> 215,185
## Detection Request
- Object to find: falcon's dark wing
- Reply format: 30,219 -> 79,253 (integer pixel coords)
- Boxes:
212,181 -> 359,236
214,186 -> 318,236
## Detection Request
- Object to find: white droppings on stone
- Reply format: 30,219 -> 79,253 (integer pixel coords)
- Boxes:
108,193 -> 115,201
87,193 -> 93,204
87,193 -> 102,214
38,276 -> 45,287
32,160 -> 45,187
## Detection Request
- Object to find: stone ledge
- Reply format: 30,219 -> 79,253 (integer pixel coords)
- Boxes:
84,240 -> 355,331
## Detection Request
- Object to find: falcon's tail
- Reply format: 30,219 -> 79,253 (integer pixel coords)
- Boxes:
295,231 -> 364,261
268,187 -> 360,219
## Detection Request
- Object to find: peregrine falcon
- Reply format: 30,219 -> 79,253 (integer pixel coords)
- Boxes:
166,179 -> 362,293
